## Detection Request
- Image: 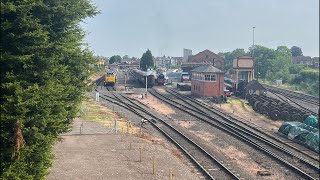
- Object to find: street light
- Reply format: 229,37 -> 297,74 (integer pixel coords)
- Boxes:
252,26 -> 259,81
252,27 -> 255,57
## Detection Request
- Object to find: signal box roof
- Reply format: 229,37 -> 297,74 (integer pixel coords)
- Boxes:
190,65 -> 223,73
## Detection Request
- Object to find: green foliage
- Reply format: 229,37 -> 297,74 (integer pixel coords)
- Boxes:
140,49 -> 154,71
109,55 -> 122,64
219,49 -> 246,74
292,69 -> 319,83
249,45 -> 276,79
289,64 -> 307,74
291,46 -> 303,57
0,0 -> 97,179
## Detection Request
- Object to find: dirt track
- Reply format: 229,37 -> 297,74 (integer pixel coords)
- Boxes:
47,118 -> 200,180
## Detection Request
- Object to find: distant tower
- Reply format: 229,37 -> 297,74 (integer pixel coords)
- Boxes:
183,48 -> 192,62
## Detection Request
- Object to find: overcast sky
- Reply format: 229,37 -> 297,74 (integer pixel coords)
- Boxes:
81,0 -> 319,58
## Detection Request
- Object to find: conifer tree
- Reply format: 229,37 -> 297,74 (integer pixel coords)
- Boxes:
140,49 -> 154,71
0,0 -> 97,178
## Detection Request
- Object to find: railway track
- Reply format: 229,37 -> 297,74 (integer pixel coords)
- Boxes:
149,87 -> 320,179
166,88 -> 319,161
263,84 -> 319,107
100,87 -> 241,179
268,90 -> 317,115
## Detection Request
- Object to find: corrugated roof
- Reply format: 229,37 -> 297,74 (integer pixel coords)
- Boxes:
190,65 -> 223,73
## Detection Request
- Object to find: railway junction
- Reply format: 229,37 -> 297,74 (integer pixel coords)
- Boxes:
50,69 -> 319,180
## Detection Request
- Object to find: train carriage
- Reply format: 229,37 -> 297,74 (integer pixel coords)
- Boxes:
131,69 -> 155,88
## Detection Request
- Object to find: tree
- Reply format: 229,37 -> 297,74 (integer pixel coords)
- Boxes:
123,55 -> 129,59
109,55 -> 122,64
266,46 -> 292,82
248,45 -> 276,79
291,46 -> 303,57
0,0 -> 97,179
140,49 -> 154,71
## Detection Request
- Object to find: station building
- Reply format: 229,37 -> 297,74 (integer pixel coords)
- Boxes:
190,65 -> 225,97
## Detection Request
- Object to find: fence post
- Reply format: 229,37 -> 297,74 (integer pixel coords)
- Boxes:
139,145 -> 142,162
153,156 -> 156,175
114,118 -> 117,134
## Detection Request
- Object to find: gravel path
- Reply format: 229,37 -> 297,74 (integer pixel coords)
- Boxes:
47,118 -> 200,180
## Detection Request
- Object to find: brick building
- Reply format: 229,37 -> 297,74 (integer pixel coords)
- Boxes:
190,49 -> 224,70
232,56 -> 255,91
181,49 -> 224,73
190,65 -> 224,97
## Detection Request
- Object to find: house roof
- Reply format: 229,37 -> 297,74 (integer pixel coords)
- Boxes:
312,57 -> 319,62
190,65 -> 223,73
193,49 -> 224,60
292,56 -> 312,63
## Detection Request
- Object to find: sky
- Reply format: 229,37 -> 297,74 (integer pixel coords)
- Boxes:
81,0 -> 319,58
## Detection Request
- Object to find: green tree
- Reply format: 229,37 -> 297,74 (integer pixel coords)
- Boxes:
223,49 -> 246,73
289,64 -> 307,74
266,46 -> 292,82
109,55 -> 122,64
0,0 -> 97,179
249,45 -> 276,79
140,49 -> 154,71
291,46 -> 303,57
123,55 -> 129,59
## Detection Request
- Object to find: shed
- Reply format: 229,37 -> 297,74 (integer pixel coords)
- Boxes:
245,80 -> 266,96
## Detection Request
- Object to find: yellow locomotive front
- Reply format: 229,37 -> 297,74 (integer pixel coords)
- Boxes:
104,69 -> 117,86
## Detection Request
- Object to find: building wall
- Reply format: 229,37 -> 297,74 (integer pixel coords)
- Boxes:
191,74 -> 224,97
183,49 -> 192,63
190,50 -> 224,70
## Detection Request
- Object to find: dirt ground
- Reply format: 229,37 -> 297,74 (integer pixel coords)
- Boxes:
211,97 -> 283,133
134,94 -> 176,115
47,118 -> 201,180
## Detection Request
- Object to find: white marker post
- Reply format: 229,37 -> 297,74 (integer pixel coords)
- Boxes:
95,92 -> 99,102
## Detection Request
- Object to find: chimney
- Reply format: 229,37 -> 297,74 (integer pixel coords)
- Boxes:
212,58 -> 215,66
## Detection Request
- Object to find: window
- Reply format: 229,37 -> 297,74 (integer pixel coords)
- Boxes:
206,55 -> 208,59
204,74 -> 216,81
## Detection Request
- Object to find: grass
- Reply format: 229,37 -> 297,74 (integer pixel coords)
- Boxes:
79,98 -> 138,133
226,97 -> 253,113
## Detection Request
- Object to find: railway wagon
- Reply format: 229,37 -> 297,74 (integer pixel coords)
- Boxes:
104,69 -> 118,86
131,69 -> 155,88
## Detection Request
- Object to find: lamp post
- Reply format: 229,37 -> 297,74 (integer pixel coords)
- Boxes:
252,27 -> 255,57
252,26 -> 258,81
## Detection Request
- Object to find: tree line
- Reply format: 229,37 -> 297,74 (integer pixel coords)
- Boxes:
1,0 -> 98,179
219,45 -> 318,96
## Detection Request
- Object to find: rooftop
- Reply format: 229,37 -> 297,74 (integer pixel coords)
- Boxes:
190,65 -> 223,73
